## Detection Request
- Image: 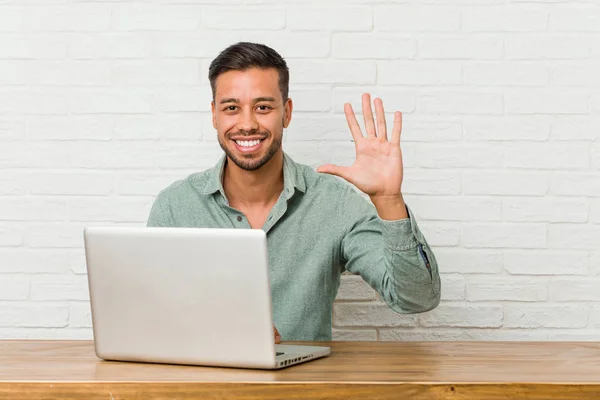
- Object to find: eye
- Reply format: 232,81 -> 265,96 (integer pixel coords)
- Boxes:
223,105 -> 238,112
257,105 -> 272,111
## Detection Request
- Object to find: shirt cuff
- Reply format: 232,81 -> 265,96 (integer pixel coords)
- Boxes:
378,205 -> 420,251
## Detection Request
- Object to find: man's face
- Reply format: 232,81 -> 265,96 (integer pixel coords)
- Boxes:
211,67 -> 292,171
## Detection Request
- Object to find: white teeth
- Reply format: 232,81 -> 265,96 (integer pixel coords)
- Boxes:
236,139 -> 261,147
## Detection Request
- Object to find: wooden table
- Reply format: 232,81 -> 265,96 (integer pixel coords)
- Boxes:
1,340 -> 600,399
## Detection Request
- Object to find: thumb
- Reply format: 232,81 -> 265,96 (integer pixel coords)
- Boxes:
317,164 -> 353,182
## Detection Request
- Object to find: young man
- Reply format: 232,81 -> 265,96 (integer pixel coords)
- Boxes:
147,42 -> 441,342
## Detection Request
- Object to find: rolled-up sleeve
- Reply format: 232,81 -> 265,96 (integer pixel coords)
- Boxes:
340,187 -> 441,313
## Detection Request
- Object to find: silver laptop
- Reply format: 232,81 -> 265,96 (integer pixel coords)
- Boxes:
83,226 -> 330,369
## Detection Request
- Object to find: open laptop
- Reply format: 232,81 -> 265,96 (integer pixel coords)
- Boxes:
83,226 -> 330,369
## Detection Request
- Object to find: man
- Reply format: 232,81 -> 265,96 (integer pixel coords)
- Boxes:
147,42 -> 441,342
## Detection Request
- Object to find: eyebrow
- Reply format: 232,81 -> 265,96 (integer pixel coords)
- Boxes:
219,97 -> 277,104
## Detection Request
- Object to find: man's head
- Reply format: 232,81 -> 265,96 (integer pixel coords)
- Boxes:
209,42 -> 292,172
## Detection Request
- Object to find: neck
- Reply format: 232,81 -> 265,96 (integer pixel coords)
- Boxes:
222,151 -> 285,207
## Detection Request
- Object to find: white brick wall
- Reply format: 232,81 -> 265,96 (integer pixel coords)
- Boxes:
0,0 -> 598,341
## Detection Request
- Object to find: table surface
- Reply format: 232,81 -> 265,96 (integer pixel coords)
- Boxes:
2,340 -> 600,399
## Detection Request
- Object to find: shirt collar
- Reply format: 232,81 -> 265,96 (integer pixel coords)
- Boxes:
201,152 -> 306,199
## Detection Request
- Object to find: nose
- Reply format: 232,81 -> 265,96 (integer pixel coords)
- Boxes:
237,107 -> 259,133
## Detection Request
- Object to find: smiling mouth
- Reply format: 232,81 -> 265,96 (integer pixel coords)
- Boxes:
232,138 -> 265,153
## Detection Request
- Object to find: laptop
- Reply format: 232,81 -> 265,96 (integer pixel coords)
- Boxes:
83,226 -> 330,369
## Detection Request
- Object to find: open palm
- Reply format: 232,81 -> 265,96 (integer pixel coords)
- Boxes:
317,93 -> 404,199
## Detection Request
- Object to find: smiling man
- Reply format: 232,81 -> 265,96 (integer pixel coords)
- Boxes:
147,42 -> 441,341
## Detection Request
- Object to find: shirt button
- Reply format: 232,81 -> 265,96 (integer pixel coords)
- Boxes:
237,216 -> 242,222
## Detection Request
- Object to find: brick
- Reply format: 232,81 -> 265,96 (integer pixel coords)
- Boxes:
244,32 -> 330,58
550,279 -> 600,301
462,223 -> 547,249
549,330 -> 600,341
550,173 -> 600,196
380,328 -> 548,341
69,89 -> 153,114
154,87 -> 212,112
69,33 -> 153,59
464,63 -> 548,86
69,302 -> 92,328
287,87 -> 331,113
0,198 -> 66,221
463,6 -> 548,32
464,116 -> 549,141
27,223 -> 86,248
551,64 -> 600,86
418,91 -> 504,115
408,196 -> 501,222
504,143 -> 589,170
336,275 -> 377,301
548,225 -> 600,250
378,61 -> 462,85
592,252 -> 600,276
414,143 -> 504,169
402,170 -> 461,195
440,275 -> 465,301
69,197 -> 153,223
333,34 -> 415,59
0,6 -> 23,32
27,115 -> 113,141
374,6 -> 460,32
28,61 -> 111,86
593,144 -> 600,170
401,118 -> 462,142
418,222 -> 461,247
0,89 -> 68,114
434,249 -> 503,274
116,114 -> 204,141
0,172 -> 27,195
0,275 -> 30,300
506,90 -> 589,114
551,116 -> 600,141
0,119 -> 24,141
0,249 -> 78,274
0,35 -> 66,59
503,197 -> 588,223
550,7 -> 600,32
590,307 -> 600,328
334,302 -> 418,328
504,305 -> 589,328
333,88 -> 415,115
112,4 -> 201,31
591,199 -> 600,223
288,60 -> 376,84
467,277 -> 547,301
31,275 -> 89,301
111,60 -> 202,86
288,6 -> 371,31
24,4 -> 111,32
332,329 -> 377,341
504,250 -> 588,276
116,172 -> 189,196
203,7 -> 284,30
155,143 -> 223,170
27,172 -> 113,196
0,224 -> 25,247
68,142 -> 156,169
507,35 -> 590,60
419,36 -> 503,60
25,143 -> 69,169
0,60 -> 27,85
0,302 -> 68,328
420,305 -> 503,328
464,171 -> 548,196
155,32 -> 241,58
0,143 -> 28,168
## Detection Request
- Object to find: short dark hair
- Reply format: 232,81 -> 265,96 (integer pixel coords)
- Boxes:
208,42 -> 290,102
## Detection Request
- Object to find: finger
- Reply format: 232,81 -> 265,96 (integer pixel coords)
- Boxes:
362,93 -> 376,138
317,164 -> 353,183
274,326 -> 281,344
391,111 -> 403,145
344,103 -> 363,142
374,98 -> 387,142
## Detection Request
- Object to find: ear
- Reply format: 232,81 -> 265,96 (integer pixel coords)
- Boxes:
283,98 -> 293,128
211,100 -> 217,130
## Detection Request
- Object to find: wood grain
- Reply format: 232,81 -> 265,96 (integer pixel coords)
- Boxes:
1,340 -> 600,399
